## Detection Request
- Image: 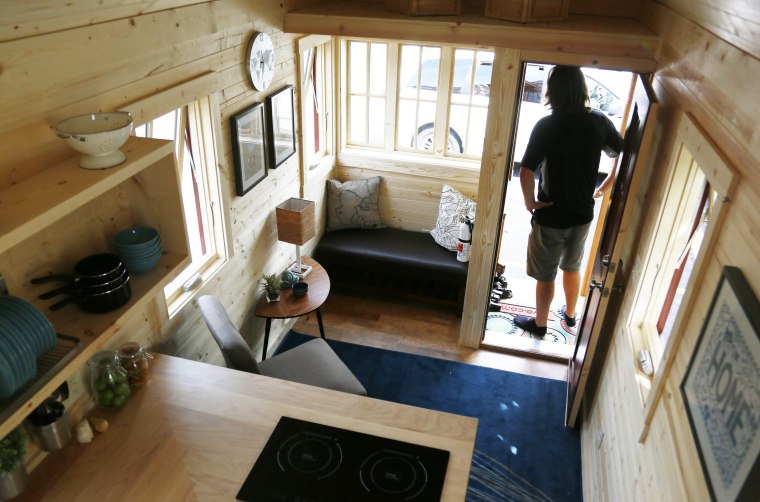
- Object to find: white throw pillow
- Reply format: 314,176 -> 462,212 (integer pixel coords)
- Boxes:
326,176 -> 384,232
430,184 -> 476,251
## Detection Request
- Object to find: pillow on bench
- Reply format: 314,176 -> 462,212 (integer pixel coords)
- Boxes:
326,176 -> 383,232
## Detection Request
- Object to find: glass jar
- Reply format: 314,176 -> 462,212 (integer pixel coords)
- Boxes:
117,342 -> 152,388
87,351 -> 131,410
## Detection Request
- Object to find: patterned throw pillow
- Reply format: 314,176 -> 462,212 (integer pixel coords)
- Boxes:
326,176 -> 384,232
430,184 -> 476,251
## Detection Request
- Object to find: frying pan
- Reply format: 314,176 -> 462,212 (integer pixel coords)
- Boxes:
32,253 -> 124,288
49,276 -> 131,313
38,268 -> 129,300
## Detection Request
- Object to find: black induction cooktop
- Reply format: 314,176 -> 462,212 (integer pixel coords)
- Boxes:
236,416 -> 450,502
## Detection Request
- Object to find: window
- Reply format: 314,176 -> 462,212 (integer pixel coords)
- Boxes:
342,39 -> 494,162
347,40 -> 388,148
298,35 -> 335,178
134,96 -> 228,315
628,113 -> 735,405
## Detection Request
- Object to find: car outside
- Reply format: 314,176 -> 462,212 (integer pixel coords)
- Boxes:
404,61 -> 630,166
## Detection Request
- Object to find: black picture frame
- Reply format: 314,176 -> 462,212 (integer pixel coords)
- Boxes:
230,102 -> 268,196
265,85 -> 296,169
680,266 -> 760,502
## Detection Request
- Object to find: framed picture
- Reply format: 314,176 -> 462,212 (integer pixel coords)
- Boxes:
265,85 -> 296,169
681,266 -> 760,502
230,102 -> 268,196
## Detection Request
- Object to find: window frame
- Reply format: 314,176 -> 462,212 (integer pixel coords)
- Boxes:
161,95 -> 229,315
123,80 -> 230,318
628,113 -> 737,439
297,35 -> 336,182
339,37 -> 494,168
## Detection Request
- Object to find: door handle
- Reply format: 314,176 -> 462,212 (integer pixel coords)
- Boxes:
589,280 -> 603,290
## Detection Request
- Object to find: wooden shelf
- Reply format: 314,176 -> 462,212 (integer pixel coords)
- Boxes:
0,252 -> 189,439
0,135 -> 190,439
0,137 -> 174,255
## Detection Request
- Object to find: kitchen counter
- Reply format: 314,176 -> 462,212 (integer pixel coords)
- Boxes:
22,353 -> 478,501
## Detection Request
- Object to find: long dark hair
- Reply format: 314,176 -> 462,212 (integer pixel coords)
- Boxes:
545,65 -> 589,113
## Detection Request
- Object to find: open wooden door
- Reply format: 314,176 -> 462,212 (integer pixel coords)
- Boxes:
566,75 -> 659,428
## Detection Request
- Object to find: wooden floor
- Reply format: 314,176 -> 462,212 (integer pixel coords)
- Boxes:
293,287 -> 568,381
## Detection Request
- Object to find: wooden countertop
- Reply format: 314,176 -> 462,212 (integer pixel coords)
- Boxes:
23,354 -> 478,501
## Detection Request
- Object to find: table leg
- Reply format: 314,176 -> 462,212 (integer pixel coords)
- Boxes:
316,307 -> 326,339
263,318 -> 272,360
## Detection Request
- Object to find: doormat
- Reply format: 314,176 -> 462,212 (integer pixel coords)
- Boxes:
486,303 -> 577,345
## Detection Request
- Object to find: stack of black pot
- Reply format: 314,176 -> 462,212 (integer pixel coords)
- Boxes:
32,253 -> 131,314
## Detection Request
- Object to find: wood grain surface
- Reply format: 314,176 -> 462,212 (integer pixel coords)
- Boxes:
23,353 -> 478,501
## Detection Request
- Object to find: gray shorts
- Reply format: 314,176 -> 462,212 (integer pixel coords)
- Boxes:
526,221 -> 592,282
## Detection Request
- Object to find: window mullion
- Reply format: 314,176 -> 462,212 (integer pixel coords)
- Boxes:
385,42 -> 399,151
435,49 -> 454,156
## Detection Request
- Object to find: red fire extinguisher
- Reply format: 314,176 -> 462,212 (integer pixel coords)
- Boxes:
457,217 -> 473,263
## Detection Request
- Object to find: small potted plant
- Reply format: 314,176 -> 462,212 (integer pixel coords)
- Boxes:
261,273 -> 282,302
0,428 -> 28,500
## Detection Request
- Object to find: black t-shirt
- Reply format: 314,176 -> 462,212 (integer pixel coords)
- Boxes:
521,109 -> 624,228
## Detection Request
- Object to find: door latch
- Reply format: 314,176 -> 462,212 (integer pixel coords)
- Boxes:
589,279 -> 603,290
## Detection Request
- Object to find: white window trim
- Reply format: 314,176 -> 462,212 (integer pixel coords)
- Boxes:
122,75 -> 231,319
162,93 -> 230,316
631,113 -> 737,442
339,37 -> 493,169
298,35 -> 336,184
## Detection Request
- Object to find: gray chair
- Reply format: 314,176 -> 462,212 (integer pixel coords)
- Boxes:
197,295 -> 366,396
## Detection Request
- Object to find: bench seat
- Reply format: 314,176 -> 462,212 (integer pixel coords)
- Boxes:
314,228 -> 468,307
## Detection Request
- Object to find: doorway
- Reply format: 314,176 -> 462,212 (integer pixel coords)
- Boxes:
482,62 -> 635,360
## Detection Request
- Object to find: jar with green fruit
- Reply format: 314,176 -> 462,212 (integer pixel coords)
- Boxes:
87,351 -> 131,410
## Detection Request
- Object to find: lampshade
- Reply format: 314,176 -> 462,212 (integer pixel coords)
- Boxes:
276,198 -> 316,245
276,198 -> 316,279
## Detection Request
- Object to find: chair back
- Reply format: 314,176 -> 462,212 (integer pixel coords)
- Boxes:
197,295 -> 260,374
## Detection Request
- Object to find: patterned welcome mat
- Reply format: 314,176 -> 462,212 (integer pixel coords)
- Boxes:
486,303 -> 577,345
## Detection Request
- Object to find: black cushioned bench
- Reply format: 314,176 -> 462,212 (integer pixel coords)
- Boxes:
313,228 -> 469,307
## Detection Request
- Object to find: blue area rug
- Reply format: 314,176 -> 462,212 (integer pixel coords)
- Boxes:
276,331 -> 582,502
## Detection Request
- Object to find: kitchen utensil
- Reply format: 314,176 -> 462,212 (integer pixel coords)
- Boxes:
49,276 -> 131,313
112,227 -> 160,249
55,112 -> 133,169
32,253 -> 125,287
38,268 -> 129,299
0,296 -> 56,355
25,399 -> 72,451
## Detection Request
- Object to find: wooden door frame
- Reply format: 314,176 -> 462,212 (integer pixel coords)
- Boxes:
566,75 -> 659,427
459,51 -> 657,349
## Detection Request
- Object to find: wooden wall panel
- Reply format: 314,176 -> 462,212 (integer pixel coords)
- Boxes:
580,1 -> 760,501
569,0 -> 642,18
335,164 -> 479,232
0,0 -> 320,466
655,0 -> 760,58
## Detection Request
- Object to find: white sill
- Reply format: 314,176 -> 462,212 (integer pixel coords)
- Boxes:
165,257 -> 227,318
306,154 -> 335,181
626,324 -> 664,409
337,147 -> 482,175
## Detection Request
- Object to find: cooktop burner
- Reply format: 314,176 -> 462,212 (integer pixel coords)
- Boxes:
237,416 -> 450,502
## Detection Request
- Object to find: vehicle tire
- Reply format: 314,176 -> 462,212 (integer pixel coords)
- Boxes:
413,123 -> 464,154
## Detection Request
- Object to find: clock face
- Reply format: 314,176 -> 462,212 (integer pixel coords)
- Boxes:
246,32 -> 275,91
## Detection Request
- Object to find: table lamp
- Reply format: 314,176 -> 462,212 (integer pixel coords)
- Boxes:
276,198 -> 316,278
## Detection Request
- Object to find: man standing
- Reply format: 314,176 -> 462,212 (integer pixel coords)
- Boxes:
516,65 -> 624,337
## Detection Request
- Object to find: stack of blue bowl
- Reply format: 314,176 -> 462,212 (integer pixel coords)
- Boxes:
112,227 -> 162,274
0,296 -> 57,400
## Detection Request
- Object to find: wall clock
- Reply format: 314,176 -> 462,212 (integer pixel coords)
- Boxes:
246,32 -> 275,91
